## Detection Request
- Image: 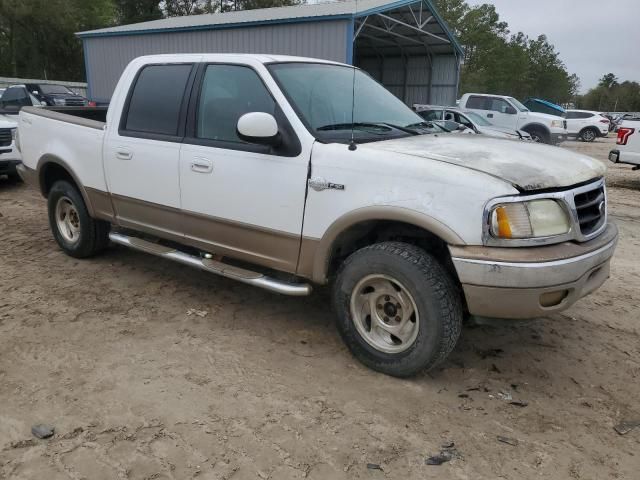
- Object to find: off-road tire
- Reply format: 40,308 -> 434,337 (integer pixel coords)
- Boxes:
47,180 -> 110,258
332,242 -> 463,377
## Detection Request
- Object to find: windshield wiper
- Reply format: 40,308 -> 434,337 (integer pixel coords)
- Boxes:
317,122 -> 420,135
317,122 -> 392,131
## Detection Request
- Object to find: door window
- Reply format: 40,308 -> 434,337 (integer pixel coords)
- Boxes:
418,109 -> 443,121
123,64 -> 193,137
488,98 -> 513,114
196,64 -> 276,143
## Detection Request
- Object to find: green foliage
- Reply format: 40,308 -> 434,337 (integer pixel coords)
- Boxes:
577,76 -> 640,112
0,0 -> 115,81
434,0 -> 577,104
114,0 -> 163,24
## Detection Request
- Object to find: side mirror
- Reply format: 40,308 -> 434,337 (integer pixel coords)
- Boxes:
237,112 -> 280,146
505,106 -> 517,115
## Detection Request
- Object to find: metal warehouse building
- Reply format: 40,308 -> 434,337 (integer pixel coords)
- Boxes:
77,0 -> 462,105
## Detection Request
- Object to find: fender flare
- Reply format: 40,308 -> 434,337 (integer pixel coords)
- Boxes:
520,122 -> 551,135
37,154 -> 97,218
302,206 -> 466,284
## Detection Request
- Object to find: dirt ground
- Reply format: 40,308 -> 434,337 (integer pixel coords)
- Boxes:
1,136 -> 639,480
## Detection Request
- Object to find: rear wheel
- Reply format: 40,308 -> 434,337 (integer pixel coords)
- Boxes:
47,180 -> 110,258
580,128 -> 597,142
332,242 -> 463,377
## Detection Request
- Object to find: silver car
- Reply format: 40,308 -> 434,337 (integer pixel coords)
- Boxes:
414,105 -> 531,141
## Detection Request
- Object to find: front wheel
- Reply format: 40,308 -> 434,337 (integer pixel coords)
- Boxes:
526,128 -> 550,144
332,242 -> 463,377
47,180 -> 110,258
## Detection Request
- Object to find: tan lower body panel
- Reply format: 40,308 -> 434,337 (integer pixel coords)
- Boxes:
109,193 -> 303,275
85,187 -> 116,222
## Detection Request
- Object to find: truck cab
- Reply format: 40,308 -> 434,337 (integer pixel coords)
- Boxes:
459,93 -> 567,144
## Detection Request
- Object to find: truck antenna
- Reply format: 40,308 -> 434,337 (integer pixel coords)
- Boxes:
349,0 -> 358,151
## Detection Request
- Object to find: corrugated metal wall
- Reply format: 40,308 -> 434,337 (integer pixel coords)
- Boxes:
357,54 -> 458,107
84,20 -> 349,101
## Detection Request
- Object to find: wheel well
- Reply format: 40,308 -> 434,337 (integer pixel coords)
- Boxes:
326,220 -> 458,281
40,162 -> 78,197
580,126 -> 599,134
522,123 -> 550,135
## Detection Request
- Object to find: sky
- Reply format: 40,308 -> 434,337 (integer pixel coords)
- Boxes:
466,0 -> 640,92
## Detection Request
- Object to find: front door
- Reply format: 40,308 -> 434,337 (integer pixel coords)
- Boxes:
104,63 -> 196,241
178,63 -> 310,273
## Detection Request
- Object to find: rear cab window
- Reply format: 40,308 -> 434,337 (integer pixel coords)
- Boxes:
120,64 -> 194,140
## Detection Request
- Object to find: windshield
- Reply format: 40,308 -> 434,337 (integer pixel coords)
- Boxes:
268,63 -> 437,143
508,97 -> 529,112
464,111 -> 493,126
39,84 -> 74,95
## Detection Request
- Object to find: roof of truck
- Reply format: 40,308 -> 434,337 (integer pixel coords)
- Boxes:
132,52 -> 347,65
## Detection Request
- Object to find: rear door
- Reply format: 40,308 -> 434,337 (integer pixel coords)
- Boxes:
565,111 -> 581,134
103,63 -> 197,241
178,62 -> 310,273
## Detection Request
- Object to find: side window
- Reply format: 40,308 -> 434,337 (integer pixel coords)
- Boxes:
419,110 -> 443,121
0,86 -> 31,109
488,98 -> 511,114
124,64 -> 192,136
466,95 -> 487,110
197,64 -> 276,143
566,111 -> 578,119
581,112 -> 595,119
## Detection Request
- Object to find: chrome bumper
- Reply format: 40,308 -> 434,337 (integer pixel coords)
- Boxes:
450,223 -> 618,319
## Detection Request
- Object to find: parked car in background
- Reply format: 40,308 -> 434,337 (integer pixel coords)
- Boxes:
0,85 -> 42,111
459,93 -> 567,144
565,110 -> 610,142
414,104 -> 531,140
523,97 -> 566,118
0,111 -> 21,181
17,54 -> 617,377
25,83 -> 90,107
609,117 -> 640,170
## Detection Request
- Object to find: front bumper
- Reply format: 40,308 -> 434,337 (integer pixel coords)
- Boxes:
0,159 -> 21,176
550,132 -> 567,144
450,222 -> 618,319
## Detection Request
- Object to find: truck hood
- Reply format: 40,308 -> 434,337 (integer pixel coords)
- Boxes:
0,113 -> 18,128
367,133 -> 605,191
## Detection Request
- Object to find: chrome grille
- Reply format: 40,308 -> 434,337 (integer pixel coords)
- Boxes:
574,184 -> 605,235
65,97 -> 86,106
0,128 -> 12,147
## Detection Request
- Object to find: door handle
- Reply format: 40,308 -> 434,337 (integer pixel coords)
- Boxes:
116,149 -> 132,160
191,158 -> 213,174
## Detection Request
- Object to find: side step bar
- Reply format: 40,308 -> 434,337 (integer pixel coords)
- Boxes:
108,232 -> 312,296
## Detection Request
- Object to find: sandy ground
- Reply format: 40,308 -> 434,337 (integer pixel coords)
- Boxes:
1,136 -> 639,480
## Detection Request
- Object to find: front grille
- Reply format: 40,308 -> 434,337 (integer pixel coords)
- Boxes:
0,128 -> 12,147
574,184 -> 605,235
65,98 -> 86,106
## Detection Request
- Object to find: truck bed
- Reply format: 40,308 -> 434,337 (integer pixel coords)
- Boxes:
21,106 -> 107,129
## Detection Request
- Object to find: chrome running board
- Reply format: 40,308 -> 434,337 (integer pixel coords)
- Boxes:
108,232 -> 312,296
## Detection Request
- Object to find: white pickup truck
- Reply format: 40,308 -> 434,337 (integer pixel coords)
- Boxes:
17,54 -> 617,377
459,93 -> 568,144
609,118 -> 640,170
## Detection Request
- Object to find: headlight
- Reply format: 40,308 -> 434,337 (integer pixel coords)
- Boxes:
551,120 -> 564,129
53,98 -> 65,106
10,127 -> 17,140
489,200 -> 570,239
